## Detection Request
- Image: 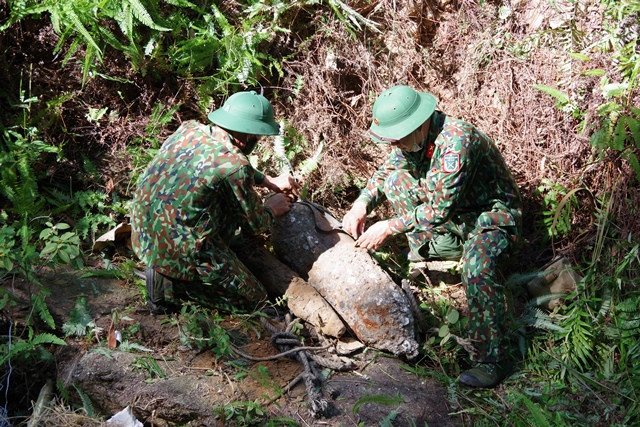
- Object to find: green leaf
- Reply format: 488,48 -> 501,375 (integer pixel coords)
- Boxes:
39,228 -> 53,239
532,84 -> 569,104
59,231 -> 77,241
446,309 -> 460,324
40,243 -> 57,256
568,52 -> 590,61
58,249 -> 71,264
582,69 -> 606,76
352,393 -> 404,414
438,324 -> 449,337
163,0 -> 198,9
1,258 -> 14,272
519,393 -> 552,427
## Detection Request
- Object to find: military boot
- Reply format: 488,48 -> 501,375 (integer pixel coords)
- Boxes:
145,267 -> 179,314
458,361 -> 513,388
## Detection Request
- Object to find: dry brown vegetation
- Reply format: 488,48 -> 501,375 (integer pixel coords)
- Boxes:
2,0 -> 637,266
278,0 -> 639,266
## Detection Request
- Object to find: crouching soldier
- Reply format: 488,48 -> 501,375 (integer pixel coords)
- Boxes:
342,85 -> 522,388
131,91 -> 297,313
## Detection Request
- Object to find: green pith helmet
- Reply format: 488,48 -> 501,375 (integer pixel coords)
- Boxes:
369,86 -> 437,143
207,91 -> 280,135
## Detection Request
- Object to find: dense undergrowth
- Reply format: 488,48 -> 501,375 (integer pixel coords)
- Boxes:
1,0 -> 639,425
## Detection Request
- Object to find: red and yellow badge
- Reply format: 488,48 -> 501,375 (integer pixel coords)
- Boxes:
442,151 -> 461,173
426,142 -> 435,158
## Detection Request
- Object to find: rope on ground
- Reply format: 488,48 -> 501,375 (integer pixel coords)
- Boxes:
241,316 -> 334,417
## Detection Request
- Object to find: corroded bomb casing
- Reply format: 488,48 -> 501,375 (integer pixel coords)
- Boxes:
272,202 -> 418,359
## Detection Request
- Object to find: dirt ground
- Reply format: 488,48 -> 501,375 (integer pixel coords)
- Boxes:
3,266 -> 463,426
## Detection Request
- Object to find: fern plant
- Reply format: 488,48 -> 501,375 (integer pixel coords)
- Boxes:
3,0 -> 170,84
0,326 -> 66,366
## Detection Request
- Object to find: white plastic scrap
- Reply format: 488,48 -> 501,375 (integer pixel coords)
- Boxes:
106,406 -> 143,427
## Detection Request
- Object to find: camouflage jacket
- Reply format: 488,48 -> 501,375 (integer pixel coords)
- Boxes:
131,120 -> 273,280
356,111 -> 522,240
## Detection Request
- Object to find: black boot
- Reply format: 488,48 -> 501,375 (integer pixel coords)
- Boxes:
145,267 -> 179,314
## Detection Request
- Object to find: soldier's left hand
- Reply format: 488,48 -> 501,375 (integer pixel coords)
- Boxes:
355,220 -> 392,250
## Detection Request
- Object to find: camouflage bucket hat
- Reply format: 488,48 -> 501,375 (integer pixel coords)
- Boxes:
369,86 -> 437,143
208,91 -> 280,135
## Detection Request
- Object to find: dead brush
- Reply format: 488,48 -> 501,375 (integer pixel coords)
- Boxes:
28,399 -> 102,427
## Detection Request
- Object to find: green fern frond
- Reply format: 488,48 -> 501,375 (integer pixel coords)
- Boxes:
595,286 -> 612,323
116,2 -> 135,39
30,333 -> 66,346
0,341 -> 32,365
517,393 -> 553,427
97,25 -> 128,51
62,6 -> 103,58
162,0 -> 197,9
127,0 -> 170,31
31,293 -> 55,329
62,297 -> 93,337
59,35 -> 80,67
521,307 -> 566,332
326,0 -> 380,35
210,4 -> 233,36
272,121 -> 295,176
299,139 -> 324,177
73,384 -> 96,417
559,306 -> 596,371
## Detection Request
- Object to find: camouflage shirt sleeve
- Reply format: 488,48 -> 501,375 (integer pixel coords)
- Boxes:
387,123 -> 478,234
355,148 -> 407,211
225,166 -> 274,234
253,169 -> 266,184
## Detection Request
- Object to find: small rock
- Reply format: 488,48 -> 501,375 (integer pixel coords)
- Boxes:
336,338 -> 365,355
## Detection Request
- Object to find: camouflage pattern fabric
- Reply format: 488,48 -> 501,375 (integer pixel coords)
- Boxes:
356,111 -> 522,362
131,120 -> 273,304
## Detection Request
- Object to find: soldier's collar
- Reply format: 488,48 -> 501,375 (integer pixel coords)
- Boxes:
428,111 -> 446,146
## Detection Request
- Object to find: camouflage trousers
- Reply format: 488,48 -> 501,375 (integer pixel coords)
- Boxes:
157,232 -> 268,309
383,169 -> 514,363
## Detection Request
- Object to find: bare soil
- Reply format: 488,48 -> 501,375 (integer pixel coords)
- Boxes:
2,267 -> 461,426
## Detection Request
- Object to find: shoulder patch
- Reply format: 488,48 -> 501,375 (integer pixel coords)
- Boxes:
442,152 -> 461,173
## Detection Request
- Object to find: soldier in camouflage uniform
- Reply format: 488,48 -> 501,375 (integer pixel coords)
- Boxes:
343,85 -> 522,388
131,91 -> 296,312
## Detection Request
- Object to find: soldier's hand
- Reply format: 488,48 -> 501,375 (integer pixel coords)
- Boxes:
342,201 -> 367,238
354,220 -> 392,250
263,174 -> 300,197
265,193 -> 292,217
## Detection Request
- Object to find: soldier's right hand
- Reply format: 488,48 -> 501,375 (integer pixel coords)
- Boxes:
342,201 -> 368,238
265,193 -> 292,217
